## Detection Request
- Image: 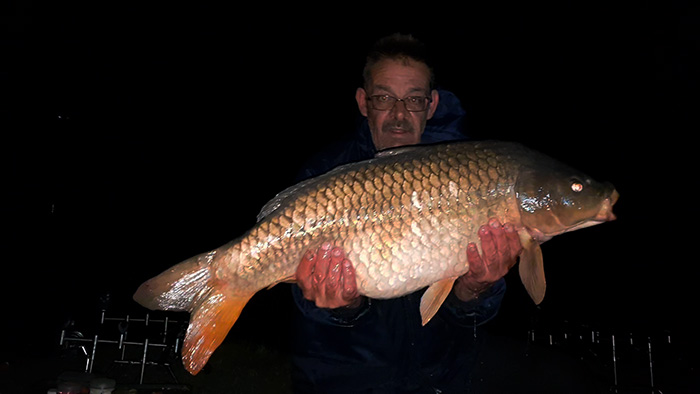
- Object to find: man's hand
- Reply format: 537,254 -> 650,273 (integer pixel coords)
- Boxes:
296,242 -> 362,309
454,218 -> 522,302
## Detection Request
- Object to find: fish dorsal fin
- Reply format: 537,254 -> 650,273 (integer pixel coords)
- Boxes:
518,230 -> 546,304
256,177 -> 316,221
256,158 -> 370,221
419,278 -> 456,325
257,145 -> 424,221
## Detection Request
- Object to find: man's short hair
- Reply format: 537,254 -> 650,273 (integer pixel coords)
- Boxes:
362,33 -> 435,90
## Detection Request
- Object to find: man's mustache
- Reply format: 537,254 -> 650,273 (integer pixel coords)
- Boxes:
383,120 -> 414,133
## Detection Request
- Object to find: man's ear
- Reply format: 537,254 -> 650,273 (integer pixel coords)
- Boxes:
427,89 -> 440,120
356,87 -> 369,117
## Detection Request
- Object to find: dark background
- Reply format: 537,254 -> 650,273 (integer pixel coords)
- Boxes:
1,1 -> 698,390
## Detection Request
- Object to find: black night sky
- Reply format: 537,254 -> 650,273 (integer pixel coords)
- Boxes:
2,2 -> 698,391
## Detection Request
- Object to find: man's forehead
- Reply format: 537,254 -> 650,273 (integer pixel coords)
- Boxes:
368,58 -> 431,93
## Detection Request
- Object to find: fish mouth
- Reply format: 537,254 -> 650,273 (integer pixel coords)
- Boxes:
594,188 -> 619,222
533,188 -> 619,242
564,189 -> 618,234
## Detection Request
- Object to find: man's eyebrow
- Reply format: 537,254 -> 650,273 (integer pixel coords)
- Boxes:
406,87 -> 429,95
372,85 -> 429,96
372,85 -> 394,94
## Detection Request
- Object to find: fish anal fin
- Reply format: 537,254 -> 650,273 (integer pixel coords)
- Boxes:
419,278 -> 457,326
182,287 -> 253,375
134,253 -> 213,312
518,230 -> 546,305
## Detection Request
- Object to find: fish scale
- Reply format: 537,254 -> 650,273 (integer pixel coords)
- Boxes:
134,140 -> 618,375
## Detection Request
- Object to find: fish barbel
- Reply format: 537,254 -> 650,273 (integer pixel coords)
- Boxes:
134,140 -> 618,374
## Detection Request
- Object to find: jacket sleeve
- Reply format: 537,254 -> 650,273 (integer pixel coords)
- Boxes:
291,284 -> 372,327
439,278 -> 506,327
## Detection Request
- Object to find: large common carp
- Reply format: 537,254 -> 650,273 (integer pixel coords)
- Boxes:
134,140 -> 618,374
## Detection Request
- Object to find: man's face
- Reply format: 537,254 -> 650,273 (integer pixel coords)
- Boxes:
356,58 -> 439,151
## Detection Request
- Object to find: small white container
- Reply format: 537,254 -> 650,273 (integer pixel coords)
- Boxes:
89,377 -> 116,394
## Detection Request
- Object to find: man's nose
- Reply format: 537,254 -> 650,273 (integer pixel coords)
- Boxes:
389,99 -> 409,119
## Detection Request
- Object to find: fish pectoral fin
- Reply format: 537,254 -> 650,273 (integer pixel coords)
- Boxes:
517,230 -> 546,305
182,288 -> 253,375
419,278 -> 457,326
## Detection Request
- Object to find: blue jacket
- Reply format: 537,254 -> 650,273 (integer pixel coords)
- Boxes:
292,90 -> 506,393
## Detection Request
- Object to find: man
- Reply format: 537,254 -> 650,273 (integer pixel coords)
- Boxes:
291,34 -> 521,393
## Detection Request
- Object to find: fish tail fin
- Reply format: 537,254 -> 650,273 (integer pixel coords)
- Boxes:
133,251 -> 254,375
182,289 -> 252,374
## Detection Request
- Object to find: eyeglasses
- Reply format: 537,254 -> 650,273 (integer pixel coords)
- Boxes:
366,94 -> 432,112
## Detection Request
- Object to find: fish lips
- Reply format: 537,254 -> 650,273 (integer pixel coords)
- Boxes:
594,188 -> 619,222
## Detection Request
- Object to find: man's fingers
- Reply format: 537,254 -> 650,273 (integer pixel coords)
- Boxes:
313,242 -> 333,285
504,223 -> 522,269
479,224 -> 498,267
488,218 -> 509,266
504,223 -> 521,249
326,248 -> 345,293
297,249 -> 316,299
466,242 -> 486,277
340,259 -> 358,300
296,243 -> 360,309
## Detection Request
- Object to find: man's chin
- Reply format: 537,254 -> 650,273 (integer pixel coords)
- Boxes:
378,132 -> 420,150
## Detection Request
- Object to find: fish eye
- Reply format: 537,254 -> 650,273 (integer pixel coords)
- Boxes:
571,181 -> 584,193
